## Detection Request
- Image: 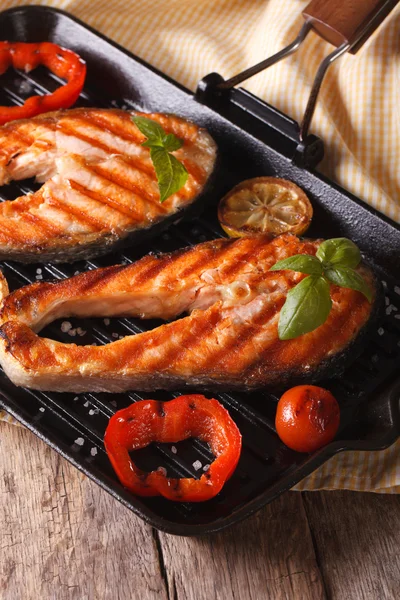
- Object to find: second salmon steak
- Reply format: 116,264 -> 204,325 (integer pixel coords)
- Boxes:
0,234 -> 379,392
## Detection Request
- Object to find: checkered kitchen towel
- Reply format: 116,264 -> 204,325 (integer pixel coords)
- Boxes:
0,0 -> 399,492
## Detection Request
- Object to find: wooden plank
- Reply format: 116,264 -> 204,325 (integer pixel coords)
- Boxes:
2,420 -> 400,600
158,493 -> 327,600
0,424 -> 168,600
303,491 -> 400,600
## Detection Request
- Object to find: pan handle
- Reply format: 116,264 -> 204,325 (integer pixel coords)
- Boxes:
199,0 -> 399,144
302,0 -> 399,53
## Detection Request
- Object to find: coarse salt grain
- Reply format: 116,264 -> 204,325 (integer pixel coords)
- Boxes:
39,407 -> 45,413
385,296 -> 390,306
112,332 -> 119,338
394,286 -> 400,296
74,437 -> 84,446
36,268 -> 42,274
157,466 -> 167,476
171,445 -> 177,454
104,318 -> 110,326
84,401 -> 90,407
61,321 -> 72,333
193,460 -> 202,471
36,274 -> 43,280
90,447 -> 98,457
203,464 -> 211,471
386,304 -> 397,315
19,80 -> 34,94
68,328 -> 77,337
378,327 -> 385,336
73,396 -> 79,401
74,271 -> 80,276
395,314 -> 400,320
77,327 -> 86,337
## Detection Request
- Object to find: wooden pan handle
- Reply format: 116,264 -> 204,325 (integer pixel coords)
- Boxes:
302,0 -> 399,53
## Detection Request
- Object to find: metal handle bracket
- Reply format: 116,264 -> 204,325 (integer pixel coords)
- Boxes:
196,1 -> 397,166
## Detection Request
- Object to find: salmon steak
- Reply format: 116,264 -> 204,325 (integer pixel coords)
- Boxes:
0,234 -> 380,393
0,108 -> 217,262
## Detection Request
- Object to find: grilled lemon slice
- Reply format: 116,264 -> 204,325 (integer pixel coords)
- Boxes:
218,177 -> 313,237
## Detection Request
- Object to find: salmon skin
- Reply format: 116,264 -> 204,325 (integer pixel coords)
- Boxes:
0,108 -> 217,263
0,234 -> 380,393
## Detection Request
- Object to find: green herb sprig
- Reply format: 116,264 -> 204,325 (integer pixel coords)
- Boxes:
132,116 -> 188,203
270,238 -> 373,341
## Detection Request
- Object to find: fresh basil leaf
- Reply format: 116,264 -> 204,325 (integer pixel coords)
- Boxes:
270,255 -> 323,276
150,147 -> 188,203
278,275 -> 332,340
316,238 -> 361,268
132,116 -> 187,202
132,116 -> 165,146
325,267 -> 373,302
162,133 -> 183,152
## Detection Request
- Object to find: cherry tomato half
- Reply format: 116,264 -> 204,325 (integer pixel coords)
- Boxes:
275,385 -> 340,453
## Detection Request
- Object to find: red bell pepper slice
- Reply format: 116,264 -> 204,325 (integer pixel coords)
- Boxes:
0,42 -> 86,125
104,394 -> 242,502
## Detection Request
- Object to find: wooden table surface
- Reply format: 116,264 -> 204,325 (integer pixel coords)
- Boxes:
1,423 -> 399,600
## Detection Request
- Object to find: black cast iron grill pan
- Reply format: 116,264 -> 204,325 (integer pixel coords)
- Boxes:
0,5 -> 399,536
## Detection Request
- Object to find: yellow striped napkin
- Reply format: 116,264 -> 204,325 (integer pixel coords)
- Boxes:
0,0 -> 399,493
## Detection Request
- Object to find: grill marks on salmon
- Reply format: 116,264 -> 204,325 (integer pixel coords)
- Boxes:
0,109 -> 217,262
0,234 -> 377,393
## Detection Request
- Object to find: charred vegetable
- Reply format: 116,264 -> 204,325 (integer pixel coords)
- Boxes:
104,395 -> 242,502
275,385 -> 340,453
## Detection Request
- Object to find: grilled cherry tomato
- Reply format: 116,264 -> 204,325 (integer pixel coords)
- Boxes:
104,394 -> 242,502
218,177 -> 313,238
275,385 -> 340,453
0,42 -> 86,125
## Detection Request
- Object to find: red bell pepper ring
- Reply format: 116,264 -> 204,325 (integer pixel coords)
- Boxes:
0,42 -> 86,125
104,394 -> 242,502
